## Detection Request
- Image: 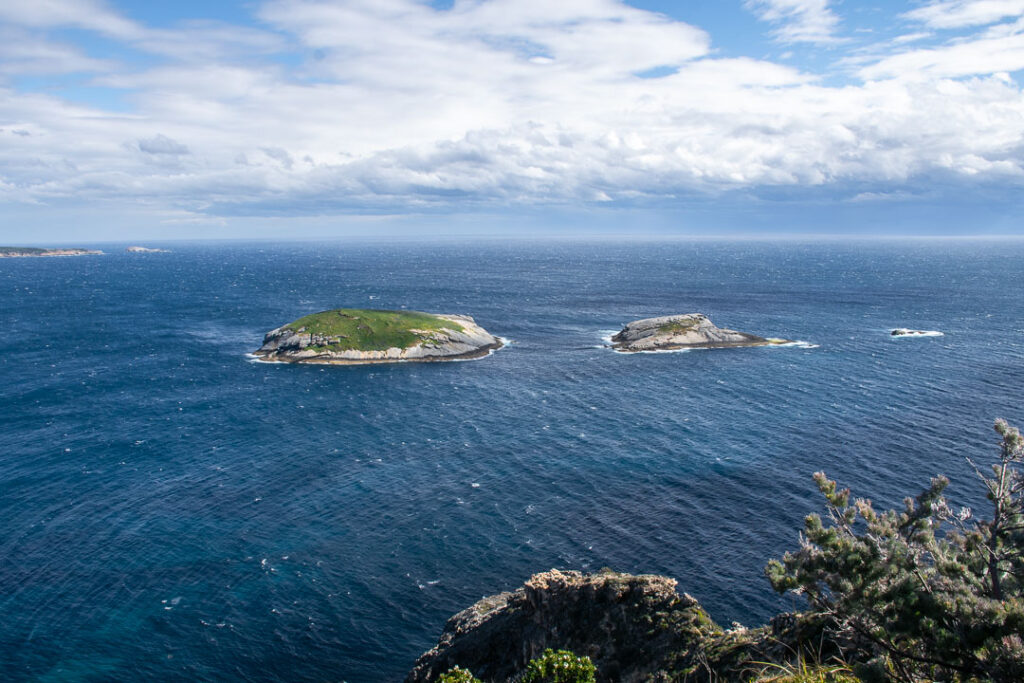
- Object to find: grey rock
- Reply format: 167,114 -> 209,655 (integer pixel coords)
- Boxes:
405,569 -> 706,683
611,313 -> 788,352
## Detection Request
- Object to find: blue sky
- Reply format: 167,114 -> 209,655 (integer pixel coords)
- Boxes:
1,0 -> 1023,240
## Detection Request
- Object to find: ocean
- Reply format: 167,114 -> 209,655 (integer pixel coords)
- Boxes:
1,238 -> 1022,681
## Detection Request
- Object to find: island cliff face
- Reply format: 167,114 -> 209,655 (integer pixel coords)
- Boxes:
407,569 -> 848,683
254,309 -> 502,364
611,314 -> 788,352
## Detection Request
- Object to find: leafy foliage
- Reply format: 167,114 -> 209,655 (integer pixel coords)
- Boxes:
520,649 -> 596,683
767,420 -> 1024,682
438,650 -> 595,683
438,666 -> 482,683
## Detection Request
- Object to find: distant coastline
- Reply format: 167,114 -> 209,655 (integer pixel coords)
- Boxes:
0,247 -> 103,258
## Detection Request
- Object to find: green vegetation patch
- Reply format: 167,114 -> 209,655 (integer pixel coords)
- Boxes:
657,318 -> 700,335
286,308 -> 465,352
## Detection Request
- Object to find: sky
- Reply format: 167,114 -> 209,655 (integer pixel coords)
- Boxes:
1,0 -> 1024,241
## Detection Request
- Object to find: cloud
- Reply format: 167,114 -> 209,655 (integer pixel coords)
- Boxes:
858,19 -> 1024,78
0,0 -> 1022,221
744,0 -> 842,44
137,135 -> 190,155
0,0 -> 141,39
904,0 -> 1024,29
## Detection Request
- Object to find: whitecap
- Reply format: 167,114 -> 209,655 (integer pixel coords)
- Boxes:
245,353 -> 288,364
766,340 -> 820,349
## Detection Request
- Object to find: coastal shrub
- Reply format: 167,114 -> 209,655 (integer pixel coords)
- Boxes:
767,420 -> 1024,682
753,656 -> 858,682
520,649 -> 596,683
438,666 -> 481,683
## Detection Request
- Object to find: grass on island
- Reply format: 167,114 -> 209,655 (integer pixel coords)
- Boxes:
657,318 -> 700,335
285,308 -> 465,352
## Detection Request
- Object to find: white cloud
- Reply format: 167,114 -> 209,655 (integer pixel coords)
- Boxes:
858,19 -> 1024,78
0,0 -> 141,39
904,0 -> 1024,29
0,0 -> 1022,219
0,28 -> 113,76
744,0 -> 842,44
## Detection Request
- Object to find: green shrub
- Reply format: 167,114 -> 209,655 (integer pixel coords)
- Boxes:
521,649 -> 596,683
767,420 -> 1024,682
754,657 -> 859,682
438,666 -> 482,683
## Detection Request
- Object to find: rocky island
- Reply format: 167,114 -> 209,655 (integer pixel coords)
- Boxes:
125,246 -> 169,253
0,246 -> 103,258
611,314 -> 789,352
253,308 -> 502,364
891,328 -> 942,337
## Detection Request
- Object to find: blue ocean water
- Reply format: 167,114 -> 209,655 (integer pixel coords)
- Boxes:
1,239 -> 1022,682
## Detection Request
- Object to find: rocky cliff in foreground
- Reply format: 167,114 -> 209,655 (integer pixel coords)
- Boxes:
407,569 -> 848,683
611,314 -> 788,352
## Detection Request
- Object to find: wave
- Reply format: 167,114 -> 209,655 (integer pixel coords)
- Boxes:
767,340 -> 820,349
245,353 -> 288,364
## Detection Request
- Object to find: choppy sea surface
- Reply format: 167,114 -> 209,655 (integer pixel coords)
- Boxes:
2,239 -> 1022,681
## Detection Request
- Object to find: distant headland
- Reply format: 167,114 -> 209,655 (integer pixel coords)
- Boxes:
253,308 -> 502,364
611,313 -> 790,352
0,247 -> 103,258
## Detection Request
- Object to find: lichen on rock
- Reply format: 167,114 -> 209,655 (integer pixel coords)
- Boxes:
611,314 -> 789,352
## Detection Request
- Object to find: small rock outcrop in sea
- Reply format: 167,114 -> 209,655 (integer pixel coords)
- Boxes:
125,246 -> 169,253
0,247 -> 103,258
254,308 -> 502,364
406,569 -> 852,683
891,328 -> 941,337
611,314 -> 789,352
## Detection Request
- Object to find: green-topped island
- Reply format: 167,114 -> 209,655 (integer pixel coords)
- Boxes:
253,308 -> 502,364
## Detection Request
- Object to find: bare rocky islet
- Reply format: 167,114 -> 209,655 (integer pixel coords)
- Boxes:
891,328 -> 942,337
253,308 -> 502,364
125,246 -> 170,253
611,313 -> 790,352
